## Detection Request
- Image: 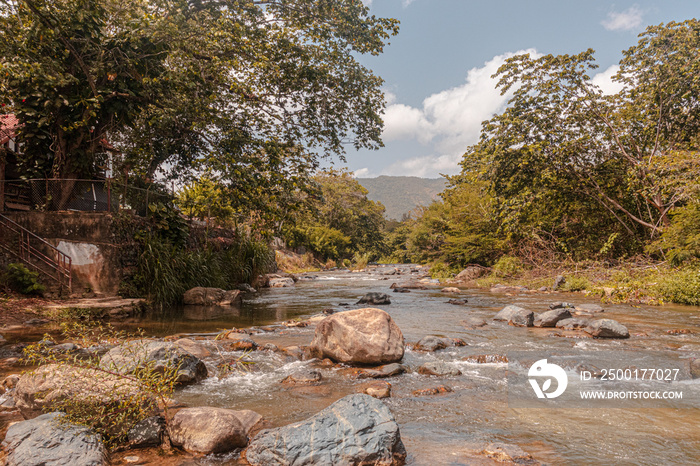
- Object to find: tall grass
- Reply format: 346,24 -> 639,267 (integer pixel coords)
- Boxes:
133,234 -> 276,309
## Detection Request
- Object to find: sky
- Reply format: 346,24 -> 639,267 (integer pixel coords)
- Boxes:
341,0 -> 699,179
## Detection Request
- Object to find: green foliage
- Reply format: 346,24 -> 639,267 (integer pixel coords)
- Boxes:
2,263 -> 45,295
428,261 -> 456,280
653,266 -> 700,306
21,323 -> 178,447
561,275 -> 591,292
352,252 -> 371,271
492,256 -> 522,278
147,202 -> 189,247
132,233 -> 276,308
283,169 -> 387,261
649,199 -> 700,265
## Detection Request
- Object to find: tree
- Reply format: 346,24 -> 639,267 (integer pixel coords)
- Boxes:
0,0 -> 398,208
463,20 -> 700,247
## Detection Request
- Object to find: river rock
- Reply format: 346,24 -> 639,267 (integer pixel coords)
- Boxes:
269,277 -> 295,288
238,283 -> 257,293
169,407 -> 263,454
574,303 -> 605,313
555,317 -> 590,330
128,416 -> 165,448
463,354 -> 508,364
309,308 -> 404,365
549,302 -> 574,309
2,412 -> 109,466
412,386 -> 453,396
357,363 -> 408,379
552,275 -> 566,291
534,308 -> 572,327
494,305 -> 533,327
690,359 -> 700,379
418,361 -> 462,376
584,319 -> 630,338
281,369 -> 322,385
455,265 -> 490,281
481,443 -> 538,465
183,287 -> 242,306
13,364 -> 156,420
227,335 -> 258,351
441,287 -> 460,293
356,292 -> 391,305
173,338 -> 213,359
461,317 -> 487,328
363,381 -> 392,399
100,340 -> 208,386
244,394 -> 406,466
413,335 -> 467,352
447,298 -> 469,305
392,287 -> 411,293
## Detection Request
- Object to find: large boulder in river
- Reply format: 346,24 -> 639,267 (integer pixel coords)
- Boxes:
584,319 -> 630,339
100,340 -> 207,386
183,287 -> 242,306
244,394 -> 406,466
13,364 -> 156,420
2,412 -> 109,466
309,308 -> 404,365
169,407 -> 264,454
533,308 -> 572,327
494,305 -> 534,327
455,265 -> 490,281
356,292 -> 391,305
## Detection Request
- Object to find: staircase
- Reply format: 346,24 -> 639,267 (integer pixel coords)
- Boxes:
0,213 -> 72,292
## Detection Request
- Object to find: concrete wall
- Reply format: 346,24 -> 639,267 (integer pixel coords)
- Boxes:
2,212 -> 121,295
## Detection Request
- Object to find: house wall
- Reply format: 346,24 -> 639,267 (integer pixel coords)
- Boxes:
2,211 -> 121,295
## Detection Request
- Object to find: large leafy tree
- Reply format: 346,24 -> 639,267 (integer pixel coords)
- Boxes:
462,19 -> 700,247
0,0 -> 398,205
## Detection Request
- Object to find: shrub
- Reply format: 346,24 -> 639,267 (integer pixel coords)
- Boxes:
492,256 -> 522,278
429,261 -> 455,280
2,263 -> 45,295
561,275 -> 591,292
653,266 -> 700,306
21,323 -> 179,447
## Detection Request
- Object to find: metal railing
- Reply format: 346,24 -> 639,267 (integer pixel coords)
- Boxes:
0,213 -> 72,291
0,178 -> 173,216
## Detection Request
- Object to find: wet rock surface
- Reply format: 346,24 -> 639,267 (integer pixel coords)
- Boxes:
245,394 -> 406,466
183,287 -> 242,306
168,407 -> 263,454
418,361 -> 462,376
356,292 -> 392,305
2,412 -> 109,466
534,308 -> 572,328
309,308 -> 404,365
584,319 -> 630,338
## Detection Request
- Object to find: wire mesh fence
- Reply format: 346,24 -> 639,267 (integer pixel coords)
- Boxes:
0,179 -> 174,216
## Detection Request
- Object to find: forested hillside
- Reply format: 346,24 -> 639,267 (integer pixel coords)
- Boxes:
357,176 -> 446,220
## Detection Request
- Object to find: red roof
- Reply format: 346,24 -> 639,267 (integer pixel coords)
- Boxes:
0,114 -> 20,145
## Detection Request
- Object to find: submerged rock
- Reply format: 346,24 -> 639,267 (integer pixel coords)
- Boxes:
534,308 -> 572,328
245,394 -> 406,466
356,292 -> 392,305
281,369 -> 322,385
574,303 -> 605,314
481,443 -> 539,465
447,298 -> 469,305
357,363 -> 408,379
309,308 -> 404,365
2,412 -> 109,466
460,317 -> 487,328
412,386 -> 453,396
413,336 -> 467,352
169,407 -> 263,454
418,361 -> 462,376
584,319 -> 630,338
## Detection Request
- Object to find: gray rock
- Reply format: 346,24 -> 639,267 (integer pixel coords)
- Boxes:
455,265 -> 490,281
392,287 -> 411,293
245,394 -> 406,466
169,407 -> 263,454
418,361 -> 462,376
128,416 -> 164,448
553,275 -> 566,291
414,336 -> 450,352
481,442 -> 539,465
549,302 -> 574,309
574,303 -> 605,313
309,308 -> 404,365
534,308 -> 572,327
183,287 -> 242,306
494,305 -> 527,321
356,292 -> 391,305
281,369 -> 322,385
100,340 -> 207,386
2,412 -> 108,466
357,363 -> 408,379
461,317 -> 487,328
269,277 -> 295,288
238,283 -> 257,293
447,298 -> 468,305
495,306 -> 534,327
584,319 -> 630,338
690,359 -> 700,379
555,317 -> 591,330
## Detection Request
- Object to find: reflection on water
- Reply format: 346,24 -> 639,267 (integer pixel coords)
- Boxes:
182,305 -> 241,321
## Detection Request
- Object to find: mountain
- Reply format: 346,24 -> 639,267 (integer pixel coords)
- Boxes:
357,176 -> 447,220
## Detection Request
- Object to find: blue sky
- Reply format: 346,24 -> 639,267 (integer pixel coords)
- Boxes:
344,0 -> 699,178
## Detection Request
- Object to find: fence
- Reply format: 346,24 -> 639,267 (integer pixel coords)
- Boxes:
0,179 -> 173,216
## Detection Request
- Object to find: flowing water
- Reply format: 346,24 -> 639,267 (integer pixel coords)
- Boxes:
6,266 -> 700,465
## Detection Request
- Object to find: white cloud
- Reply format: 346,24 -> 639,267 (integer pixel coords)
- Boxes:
379,49 -> 540,176
591,65 -> 625,95
402,0 -> 418,7
601,6 -> 644,31
353,167 -> 371,178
